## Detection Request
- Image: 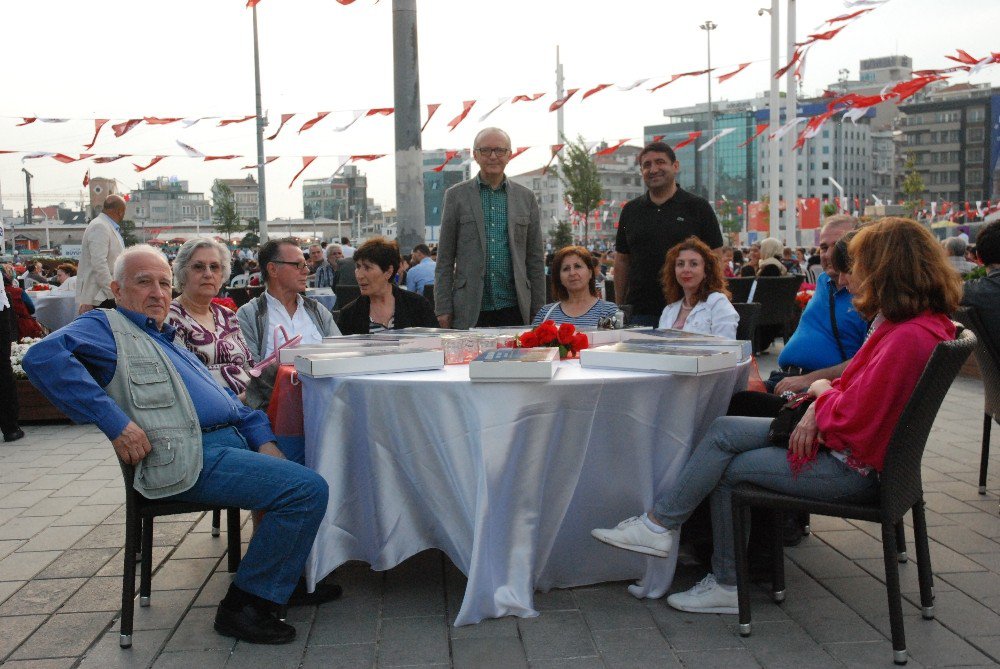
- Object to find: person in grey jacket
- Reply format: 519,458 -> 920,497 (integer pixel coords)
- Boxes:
237,238 -> 340,410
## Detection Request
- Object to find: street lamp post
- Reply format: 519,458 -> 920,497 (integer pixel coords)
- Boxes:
251,4 -> 268,244
783,0 -> 798,246
700,21 -> 717,214
761,1 -> 781,239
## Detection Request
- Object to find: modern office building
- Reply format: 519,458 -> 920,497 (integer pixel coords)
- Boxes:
423,149 -> 471,243
126,177 -> 210,227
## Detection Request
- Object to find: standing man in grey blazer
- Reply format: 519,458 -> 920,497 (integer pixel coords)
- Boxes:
435,127 -> 545,329
78,194 -> 127,313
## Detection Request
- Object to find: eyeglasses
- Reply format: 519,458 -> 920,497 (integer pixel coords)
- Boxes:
271,260 -> 309,271
190,262 -> 223,275
476,147 -> 510,157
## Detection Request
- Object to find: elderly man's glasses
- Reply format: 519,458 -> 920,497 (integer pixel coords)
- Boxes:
272,260 -> 309,271
191,262 -> 223,274
476,147 -> 510,157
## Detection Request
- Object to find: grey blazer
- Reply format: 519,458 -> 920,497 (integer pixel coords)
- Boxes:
434,176 -> 545,329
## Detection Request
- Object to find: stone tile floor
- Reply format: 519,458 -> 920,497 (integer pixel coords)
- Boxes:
1,350 -> 999,667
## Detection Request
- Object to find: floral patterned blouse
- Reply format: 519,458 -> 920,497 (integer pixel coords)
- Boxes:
166,300 -> 253,395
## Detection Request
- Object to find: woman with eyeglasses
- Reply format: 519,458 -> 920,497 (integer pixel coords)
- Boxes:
166,238 -> 254,398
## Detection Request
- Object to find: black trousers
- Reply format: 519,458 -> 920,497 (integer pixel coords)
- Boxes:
0,307 -> 19,434
475,305 -> 524,328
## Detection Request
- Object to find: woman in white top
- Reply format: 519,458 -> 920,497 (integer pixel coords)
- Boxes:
53,263 -> 78,293
658,236 -> 739,339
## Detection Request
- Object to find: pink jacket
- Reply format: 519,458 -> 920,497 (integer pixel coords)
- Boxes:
815,311 -> 955,472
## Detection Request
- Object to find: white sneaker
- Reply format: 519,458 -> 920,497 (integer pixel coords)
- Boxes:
666,574 -> 738,615
591,516 -> 676,558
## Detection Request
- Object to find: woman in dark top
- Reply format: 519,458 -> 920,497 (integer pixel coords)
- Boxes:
337,237 -> 437,335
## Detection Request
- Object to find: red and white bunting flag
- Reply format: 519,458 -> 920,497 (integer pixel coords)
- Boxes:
143,117 -> 182,125
617,78 -> 649,91
945,49 -> 979,65
541,144 -> 564,175
16,118 -> 37,126
794,110 -> 835,149
218,115 -> 255,127
39,118 -> 69,123
204,155 -> 241,161
298,112 -> 330,134
652,134 -> 665,142
697,128 -> 736,152
336,0 -> 358,4
511,93 -> 544,103
288,156 -> 317,189
548,89 -> 579,112
181,117 -> 210,128
886,75 -> 944,103
83,119 -> 109,150
22,152 -> 54,161
350,154 -> 386,161
477,97 -> 509,122
673,131 -> 702,150
133,156 -> 166,172
266,113 -> 295,141
50,153 -> 79,163
826,8 -> 873,23
366,107 -> 394,116
93,154 -> 130,164
447,100 -> 476,131
775,49 -> 802,79
421,103 -> 441,131
82,169 -> 90,187
333,110 -> 365,132
596,139 -> 629,156
650,69 -> 712,93
112,119 -> 143,137
717,62 -> 751,83
509,146 -> 529,161
769,117 -> 806,140
432,150 -> 460,173
177,141 -> 205,158
246,0 -> 261,7
843,0 -> 889,7
242,156 -> 278,169
582,83 -> 612,100
795,25 -> 846,48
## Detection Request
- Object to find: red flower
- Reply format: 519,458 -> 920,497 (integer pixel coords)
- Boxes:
557,322 -> 576,345
570,332 -> 589,352
519,331 -> 538,348
535,322 -> 558,345
212,296 -> 238,312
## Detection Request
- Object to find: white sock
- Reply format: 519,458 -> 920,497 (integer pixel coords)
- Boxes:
641,513 -> 668,534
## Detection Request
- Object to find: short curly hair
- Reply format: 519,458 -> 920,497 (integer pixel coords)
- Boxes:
659,237 -> 730,305
172,238 -> 232,291
354,236 -> 401,277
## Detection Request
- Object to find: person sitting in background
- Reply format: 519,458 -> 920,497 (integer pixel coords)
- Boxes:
313,245 -> 342,289
592,217 -> 961,615
167,239 -> 254,399
961,220 -> 1000,352
739,243 -> 761,277
756,238 -> 787,277
720,247 -> 736,278
531,245 -> 618,328
338,237 -> 437,334
945,236 -> 978,275
53,263 -> 78,293
4,270 -> 42,339
19,261 -> 47,288
405,243 -> 436,296
657,237 -> 738,339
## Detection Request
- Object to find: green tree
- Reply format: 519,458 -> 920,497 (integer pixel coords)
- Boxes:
900,154 -> 925,218
211,180 -> 242,243
119,219 -> 138,247
821,202 -> 838,218
240,231 -> 260,248
717,199 -> 740,234
558,135 -> 603,246
245,217 -> 259,233
549,220 -> 573,250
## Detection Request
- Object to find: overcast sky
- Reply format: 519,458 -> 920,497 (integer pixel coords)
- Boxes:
2,0 -> 998,221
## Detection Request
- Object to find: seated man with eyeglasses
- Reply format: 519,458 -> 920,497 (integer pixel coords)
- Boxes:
435,126 -> 545,329
237,238 -> 340,412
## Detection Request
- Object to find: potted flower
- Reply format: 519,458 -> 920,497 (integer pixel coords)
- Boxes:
11,337 -> 68,421
515,320 -> 589,360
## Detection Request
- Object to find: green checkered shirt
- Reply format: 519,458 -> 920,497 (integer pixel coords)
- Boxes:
478,177 -> 518,312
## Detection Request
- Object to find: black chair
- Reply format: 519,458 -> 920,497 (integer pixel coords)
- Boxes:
604,278 -> 615,304
725,277 -> 755,304
334,284 -> 361,309
731,328 -> 976,665
733,302 -> 761,344
423,284 -> 435,311
954,307 -> 1000,495
118,462 -> 241,648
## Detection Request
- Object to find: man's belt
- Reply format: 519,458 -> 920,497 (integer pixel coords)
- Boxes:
779,365 -> 811,376
202,424 -> 233,434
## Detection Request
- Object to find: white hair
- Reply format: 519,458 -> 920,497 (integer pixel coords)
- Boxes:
112,244 -> 169,284
172,238 -> 232,291
472,127 -> 511,151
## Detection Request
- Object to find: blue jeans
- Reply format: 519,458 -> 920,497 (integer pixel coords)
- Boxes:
651,416 -> 878,586
170,428 -> 329,604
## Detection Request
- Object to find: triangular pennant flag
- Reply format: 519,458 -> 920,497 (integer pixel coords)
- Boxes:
83,119 -> 109,150
541,144 -> 564,175
697,128 -> 736,151
617,79 -> 648,91
133,156 -> 166,172
204,155 -> 241,161
112,119 -> 143,137
447,100 -> 476,131
366,107 -> 395,116
477,97 -> 509,122
288,156 -> 317,189
596,139 -> 629,156
673,131 -> 702,150
650,69 -> 712,93
717,62 -> 751,83
652,134 -> 665,142
82,169 -> 90,187
511,93 -> 545,103
332,110 -> 364,132
421,103 -> 441,132
177,141 -> 205,158
143,117 -> 182,125
349,154 -> 387,161
93,154 -> 130,164
246,0 -> 262,7
266,113 -> 294,141
775,49 -> 802,79
16,118 -> 36,126
549,89 -> 579,112
582,83 -> 612,100
769,117 -> 806,140
218,115 -> 255,127
50,154 -> 79,164
242,156 -> 278,169
826,8 -> 873,23
432,150 -> 460,173
509,146 -> 530,161
298,112 -> 330,133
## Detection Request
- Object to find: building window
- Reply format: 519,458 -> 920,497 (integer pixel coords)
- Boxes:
821,161 -> 829,170
967,168 -> 983,183
822,177 -> 829,185
968,107 -> 985,122
967,148 -> 984,162
967,128 -> 984,143
822,146 -> 830,155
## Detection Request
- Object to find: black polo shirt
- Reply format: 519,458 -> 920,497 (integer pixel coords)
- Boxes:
615,187 -> 722,317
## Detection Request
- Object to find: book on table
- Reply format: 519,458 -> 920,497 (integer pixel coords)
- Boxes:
619,328 -> 752,362
293,347 -> 445,377
280,340 -> 412,364
321,333 -> 444,350
579,341 -> 738,375
468,347 -> 559,382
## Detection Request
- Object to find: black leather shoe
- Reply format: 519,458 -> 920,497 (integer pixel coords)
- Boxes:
3,429 -> 24,443
287,576 -> 342,607
214,603 -> 296,644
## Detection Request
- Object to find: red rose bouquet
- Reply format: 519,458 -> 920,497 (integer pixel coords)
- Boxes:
795,282 -> 816,309
515,320 -> 589,360
30,283 -> 51,291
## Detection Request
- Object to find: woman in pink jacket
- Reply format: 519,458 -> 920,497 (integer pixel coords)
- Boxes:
592,217 -> 962,615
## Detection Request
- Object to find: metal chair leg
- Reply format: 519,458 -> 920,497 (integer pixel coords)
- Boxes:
912,501 -> 936,619
896,521 -> 908,563
732,495 -> 753,636
771,509 -> 786,602
120,497 -> 138,648
882,522 -> 908,665
212,508 -> 222,537
226,508 -> 242,573
980,413 -> 991,495
140,515 -> 154,607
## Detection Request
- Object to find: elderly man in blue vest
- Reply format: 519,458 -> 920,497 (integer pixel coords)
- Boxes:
23,245 -> 336,645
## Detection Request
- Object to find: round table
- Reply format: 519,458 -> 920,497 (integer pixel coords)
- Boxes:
31,291 -> 78,332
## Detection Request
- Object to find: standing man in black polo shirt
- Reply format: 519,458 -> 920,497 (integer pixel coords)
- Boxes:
614,141 -> 723,325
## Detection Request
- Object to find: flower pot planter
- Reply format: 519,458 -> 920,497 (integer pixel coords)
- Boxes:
16,379 -> 69,422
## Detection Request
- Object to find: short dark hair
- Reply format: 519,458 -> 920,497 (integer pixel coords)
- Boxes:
355,236 -> 401,277
257,237 -> 299,284
412,243 -> 431,256
341,237 -> 350,245
976,221 -> 1000,265
638,141 -> 677,165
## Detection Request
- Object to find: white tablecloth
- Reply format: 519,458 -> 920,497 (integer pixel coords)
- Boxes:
301,359 -> 749,625
32,292 -> 77,332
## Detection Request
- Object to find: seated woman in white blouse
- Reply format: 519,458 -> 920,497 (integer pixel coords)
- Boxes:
657,236 -> 739,339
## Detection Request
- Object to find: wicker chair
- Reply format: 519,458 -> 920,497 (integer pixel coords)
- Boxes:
731,328 -> 975,665
733,302 -> 761,344
118,462 -> 241,648
954,307 -> 1000,495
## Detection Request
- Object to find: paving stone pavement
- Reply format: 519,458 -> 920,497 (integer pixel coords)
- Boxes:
2,349 -> 1000,668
